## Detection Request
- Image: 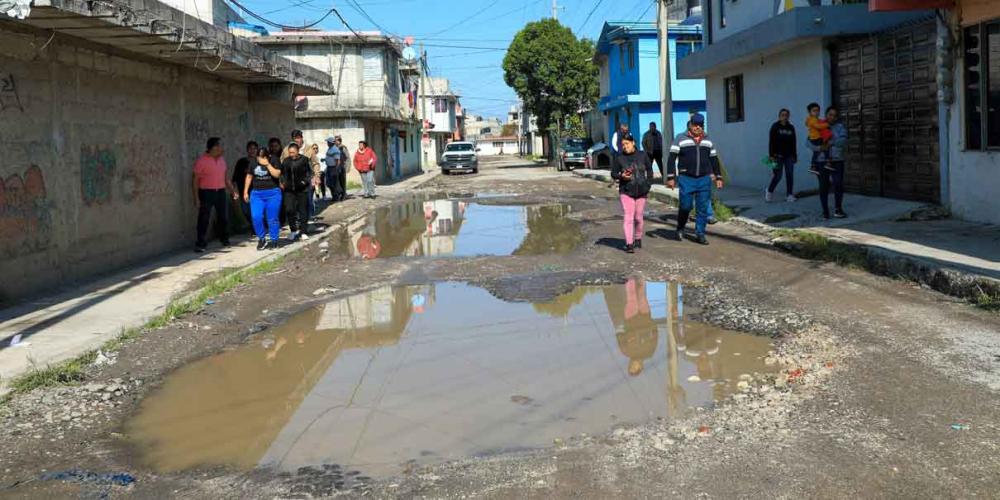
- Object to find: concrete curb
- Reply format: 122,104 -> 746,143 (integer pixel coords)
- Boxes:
570,169 -> 1000,308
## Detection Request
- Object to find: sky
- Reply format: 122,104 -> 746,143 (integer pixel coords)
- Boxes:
234,0 -> 660,120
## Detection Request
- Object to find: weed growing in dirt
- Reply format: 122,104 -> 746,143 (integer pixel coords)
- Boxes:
2,255 -> 286,400
973,289 -> 1000,312
772,230 -> 868,270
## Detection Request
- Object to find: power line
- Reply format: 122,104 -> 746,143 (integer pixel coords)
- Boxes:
423,0 -> 502,38
635,0 -> 655,21
576,0 -> 606,34
225,0 -> 352,33
346,0 -> 399,37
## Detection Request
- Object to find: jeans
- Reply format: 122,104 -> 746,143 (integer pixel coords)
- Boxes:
620,194 -> 647,246
196,188 -> 229,247
647,150 -> 663,177
361,170 -> 375,197
818,161 -> 845,216
250,188 -> 282,242
285,190 -> 310,233
768,156 -> 795,196
676,175 -> 712,236
306,187 -> 316,219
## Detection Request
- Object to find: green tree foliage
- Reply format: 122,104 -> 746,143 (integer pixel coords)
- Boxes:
503,19 -> 598,131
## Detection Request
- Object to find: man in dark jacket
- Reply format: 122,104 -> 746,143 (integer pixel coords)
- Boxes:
324,136 -> 344,202
665,113 -> 723,245
641,122 -> 664,175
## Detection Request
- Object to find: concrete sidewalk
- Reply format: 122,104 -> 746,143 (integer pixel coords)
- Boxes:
0,169 -> 441,391
572,168 -> 1000,292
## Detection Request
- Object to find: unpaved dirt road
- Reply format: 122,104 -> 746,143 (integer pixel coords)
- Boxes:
1,156 -> 998,499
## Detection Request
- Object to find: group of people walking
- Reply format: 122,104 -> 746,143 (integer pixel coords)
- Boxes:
610,102 -> 850,253
612,113 -> 722,251
767,104 -> 849,219
191,129 -> 379,252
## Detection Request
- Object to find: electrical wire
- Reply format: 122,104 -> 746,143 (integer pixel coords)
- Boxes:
576,0 -> 607,34
422,0 -> 502,38
224,0 -> 344,32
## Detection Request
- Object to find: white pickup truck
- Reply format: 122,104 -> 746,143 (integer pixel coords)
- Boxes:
438,142 -> 479,175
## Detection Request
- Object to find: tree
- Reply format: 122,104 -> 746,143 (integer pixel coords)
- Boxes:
503,19 -> 598,133
501,123 -> 519,136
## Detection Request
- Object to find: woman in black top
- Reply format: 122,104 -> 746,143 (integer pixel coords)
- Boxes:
280,143 -> 313,241
232,141 -> 258,237
767,108 -> 797,202
244,148 -> 283,250
611,134 -> 654,254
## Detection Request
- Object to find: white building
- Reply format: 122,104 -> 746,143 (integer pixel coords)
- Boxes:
421,77 -> 461,163
507,104 -> 545,157
679,1 -> 963,212
256,32 -> 422,185
464,114 -> 504,142
475,136 -> 520,156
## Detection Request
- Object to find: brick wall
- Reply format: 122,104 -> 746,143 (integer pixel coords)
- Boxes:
0,28 -> 296,302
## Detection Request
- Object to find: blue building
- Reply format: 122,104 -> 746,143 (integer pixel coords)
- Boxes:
592,21 -> 705,151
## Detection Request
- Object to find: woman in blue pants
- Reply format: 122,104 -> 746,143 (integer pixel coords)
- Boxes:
244,149 -> 284,250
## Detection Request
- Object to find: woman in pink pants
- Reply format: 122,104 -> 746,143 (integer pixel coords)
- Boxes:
611,133 -> 654,253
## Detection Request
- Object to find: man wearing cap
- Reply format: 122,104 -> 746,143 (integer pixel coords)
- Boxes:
282,130 -> 321,216
324,136 -> 344,202
665,113 -> 723,245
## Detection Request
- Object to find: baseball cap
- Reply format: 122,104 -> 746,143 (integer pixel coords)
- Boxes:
690,113 -> 705,126
291,129 -> 304,138
326,136 -> 336,143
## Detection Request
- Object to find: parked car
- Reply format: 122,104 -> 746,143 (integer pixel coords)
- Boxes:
439,142 -> 479,175
557,141 -> 588,171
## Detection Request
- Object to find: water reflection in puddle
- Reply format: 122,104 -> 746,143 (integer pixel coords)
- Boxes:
332,198 -> 583,259
127,280 -> 777,477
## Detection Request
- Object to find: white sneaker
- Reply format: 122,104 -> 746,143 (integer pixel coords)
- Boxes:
765,190 -> 773,202
300,232 -> 310,240
290,231 -> 300,241
786,194 -> 797,202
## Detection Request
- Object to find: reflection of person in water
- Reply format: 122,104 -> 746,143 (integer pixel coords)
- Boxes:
615,278 -> 658,376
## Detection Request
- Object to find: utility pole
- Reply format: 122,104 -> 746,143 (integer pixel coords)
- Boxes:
551,0 -> 559,20
419,44 -> 429,170
658,0 -> 674,147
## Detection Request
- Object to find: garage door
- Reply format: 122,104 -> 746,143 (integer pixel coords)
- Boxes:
831,19 -> 940,203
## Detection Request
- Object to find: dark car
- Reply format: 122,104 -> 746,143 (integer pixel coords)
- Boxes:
557,138 -> 592,172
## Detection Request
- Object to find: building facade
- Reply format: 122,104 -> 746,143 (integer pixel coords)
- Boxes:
420,77 -> 462,164
0,0 -> 330,300
256,32 -> 422,185
593,21 -> 707,157
677,1 -> 994,218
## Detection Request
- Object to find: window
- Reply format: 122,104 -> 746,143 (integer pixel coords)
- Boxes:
719,0 -> 726,29
724,75 -> 744,123
963,21 -> 1000,150
434,98 -> 448,113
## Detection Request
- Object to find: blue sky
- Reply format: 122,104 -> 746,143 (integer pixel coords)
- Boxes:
236,0 -> 659,119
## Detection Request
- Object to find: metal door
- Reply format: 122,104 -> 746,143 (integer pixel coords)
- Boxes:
831,20 -> 940,203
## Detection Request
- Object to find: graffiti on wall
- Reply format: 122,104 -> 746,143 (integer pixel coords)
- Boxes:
0,72 -> 24,113
120,137 -> 171,201
185,117 -> 209,140
0,165 -> 51,257
80,146 -> 116,205
237,112 -> 250,134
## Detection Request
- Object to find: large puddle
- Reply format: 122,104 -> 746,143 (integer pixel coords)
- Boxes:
330,197 -> 583,259
126,280 -> 777,477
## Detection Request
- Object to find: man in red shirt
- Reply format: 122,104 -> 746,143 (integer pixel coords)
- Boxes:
192,137 -> 237,252
353,140 -> 378,199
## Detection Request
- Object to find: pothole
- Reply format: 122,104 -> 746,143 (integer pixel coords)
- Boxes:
327,196 -> 584,259
126,279 -> 779,479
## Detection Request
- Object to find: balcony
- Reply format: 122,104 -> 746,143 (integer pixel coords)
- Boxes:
295,82 -> 407,122
678,1 -> 935,79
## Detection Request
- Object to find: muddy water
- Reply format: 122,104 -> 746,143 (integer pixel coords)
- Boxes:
330,198 -> 583,259
126,280 -> 777,477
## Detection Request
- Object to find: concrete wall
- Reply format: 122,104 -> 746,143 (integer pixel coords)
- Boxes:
476,139 -> 519,156
707,0 -> 830,42
0,28 -> 295,301
704,40 -> 829,191
947,56 -> 1000,225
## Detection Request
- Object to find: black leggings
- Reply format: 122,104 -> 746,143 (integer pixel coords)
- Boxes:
817,161 -> 845,216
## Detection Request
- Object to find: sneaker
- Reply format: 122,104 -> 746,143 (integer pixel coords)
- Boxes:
707,217 -> 718,225
833,210 -> 848,219
786,194 -> 797,202
256,238 -> 267,251
695,234 -> 709,245
290,231 -> 301,242
671,230 -> 684,241
625,243 -> 635,254
765,190 -> 773,202
300,232 -> 310,241
824,162 -> 836,172
809,166 -> 820,176
634,239 -> 642,249
266,240 -> 279,250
